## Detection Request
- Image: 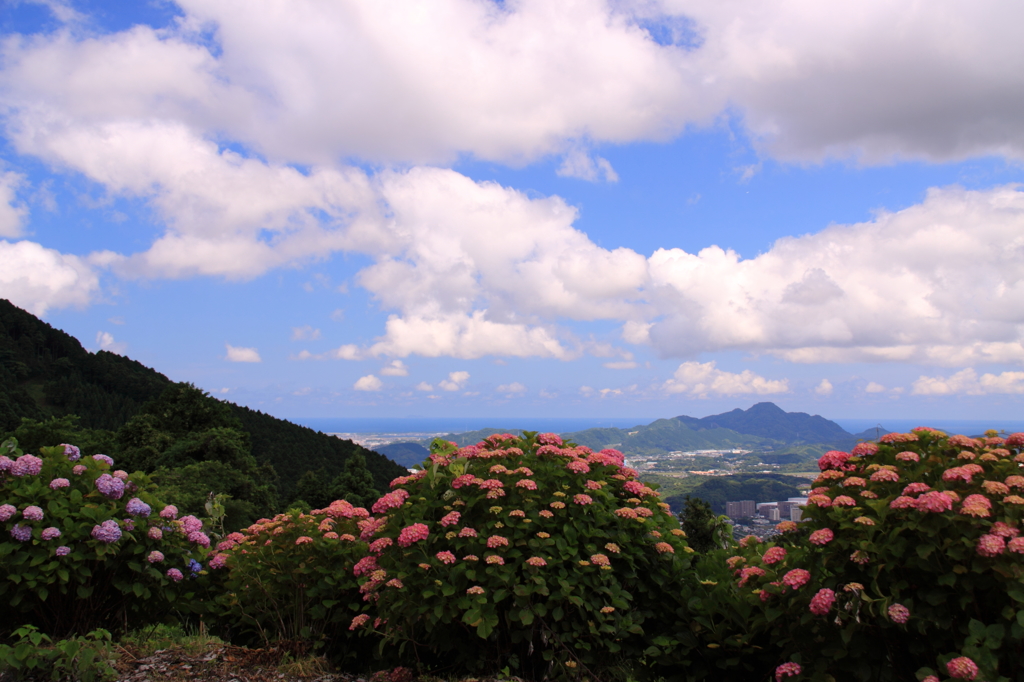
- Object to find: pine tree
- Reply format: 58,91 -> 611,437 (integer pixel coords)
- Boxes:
330,451 -> 380,508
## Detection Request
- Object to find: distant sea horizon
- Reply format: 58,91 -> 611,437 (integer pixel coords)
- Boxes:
293,416 -> 1024,437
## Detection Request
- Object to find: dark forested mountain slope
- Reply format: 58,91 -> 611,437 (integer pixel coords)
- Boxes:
0,299 -> 404,499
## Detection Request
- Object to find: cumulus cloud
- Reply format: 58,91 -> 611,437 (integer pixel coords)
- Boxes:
353,374 -> 383,391
291,325 -> 321,340
814,379 -> 833,396
496,382 -> 527,395
0,240 -> 99,315
911,368 -> 1024,395
663,361 -> 788,398
556,148 -> 619,183
439,371 -> 470,392
225,344 -> 261,362
864,382 -> 886,393
0,171 -> 27,237
95,331 -> 127,354
380,360 -> 409,376
414,381 -> 433,391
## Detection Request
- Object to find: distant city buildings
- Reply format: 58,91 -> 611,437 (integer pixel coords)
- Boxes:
725,500 -> 756,518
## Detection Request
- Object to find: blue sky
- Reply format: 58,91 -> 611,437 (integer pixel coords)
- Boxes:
2,0 -> 1024,422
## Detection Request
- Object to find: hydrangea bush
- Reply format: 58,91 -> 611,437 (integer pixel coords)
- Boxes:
726,429 -> 1024,681
352,433 -> 698,679
205,500 -> 373,664
0,439 -> 211,638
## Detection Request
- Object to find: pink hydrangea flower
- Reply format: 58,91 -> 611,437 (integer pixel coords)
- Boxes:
439,511 -> 461,527
467,586 -> 485,595
851,442 -> 879,456
398,523 -> 429,547
148,551 -> 164,563
590,553 -> 611,566
91,520 -> 121,543
353,556 -> 379,577
832,495 -> 856,506
23,505 -> 43,521
295,536 -> 313,545
372,489 -> 410,514
776,521 -> 798,533
990,521 -> 1020,538
72,465 -> 86,475
566,460 -> 590,475
485,555 -> 504,565
62,444 -> 81,461
208,553 -> 227,569
49,478 -> 70,489
126,498 -> 151,517
537,433 -> 563,446
880,432 -> 918,443
818,450 -> 852,471
887,603 -> 910,624
526,557 -> 547,567
738,567 -> 765,586
946,656 -> 979,680
809,528 -> 834,545
349,614 -> 371,630
895,451 -> 920,463
808,494 -> 832,508
95,474 -> 124,499
40,527 -> 61,541
615,507 -> 638,519
809,588 -> 836,615
515,479 -> 538,490
902,482 -> 931,496
1007,537 -> 1024,553
92,454 -> 114,466
55,546 -> 70,556
654,542 -> 674,554
148,527 -> 163,540
983,481 -> 1010,495
775,662 -> 802,681
436,551 -> 456,564
782,569 -> 810,589
869,469 -> 899,483
9,524 -> 32,542
369,537 -> 393,554
573,494 -> 593,505
486,535 -> 509,549
763,546 -> 786,564
976,534 -> 1005,557
458,527 -> 478,538
960,494 -> 992,518
915,491 -> 953,513
890,496 -> 917,509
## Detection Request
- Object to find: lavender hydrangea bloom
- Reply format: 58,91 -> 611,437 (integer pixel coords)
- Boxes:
50,478 -> 70,489
0,455 -> 12,472
0,504 -> 15,521
62,444 -> 81,461
92,454 -> 114,467
188,559 -> 202,576
41,527 -> 61,541
22,506 -> 43,521
166,568 -> 184,582
10,524 -> 32,542
91,520 -> 122,543
123,519 -> 135,531
11,454 -> 43,477
95,473 -> 125,500
55,546 -> 70,556
125,497 -> 152,517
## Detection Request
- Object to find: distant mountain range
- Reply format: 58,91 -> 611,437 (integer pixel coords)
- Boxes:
392,402 -> 884,465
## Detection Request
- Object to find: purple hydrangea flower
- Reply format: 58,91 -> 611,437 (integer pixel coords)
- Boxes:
123,519 -> 135,531
166,568 -> 184,582
147,550 -> 164,563
92,454 -> 114,467
188,559 -> 202,576
41,527 -> 61,541
22,506 -> 44,522
125,497 -> 151,517
62,444 -> 81,461
72,465 -> 87,475
0,456 -> 12,472
159,505 -> 178,520
0,504 -> 15,521
91,520 -> 122,543
55,546 -> 70,556
148,527 -> 163,540
11,454 -> 43,477
10,524 -> 32,542
50,478 -> 70,489
95,474 -> 125,500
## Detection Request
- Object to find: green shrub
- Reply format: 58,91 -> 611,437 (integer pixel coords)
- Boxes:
0,625 -> 117,682
206,502 -> 373,666
727,429 -> 1024,681
356,432 -> 699,679
0,438 -> 212,639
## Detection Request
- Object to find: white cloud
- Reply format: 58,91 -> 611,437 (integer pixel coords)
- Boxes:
353,374 -> 383,391
0,240 -> 99,315
95,331 -> 127,354
225,344 -> 261,362
911,368 -> 1024,395
414,381 -> 433,392
496,382 -> 527,395
330,344 -> 363,360
380,360 -> 409,376
439,371 -> 470,392
663,361 -> 789,398
864,382 -> 886,393
0,171 -> 27,237
291,325 -> 321,340
814,379 -> 833,396
556,148 -> 619,183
